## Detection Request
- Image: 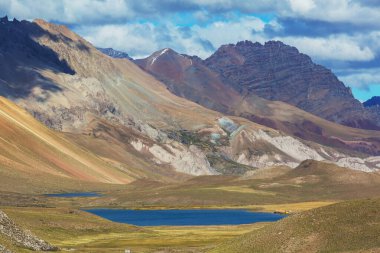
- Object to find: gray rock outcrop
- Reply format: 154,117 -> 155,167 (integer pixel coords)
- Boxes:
0,210 -> 57,251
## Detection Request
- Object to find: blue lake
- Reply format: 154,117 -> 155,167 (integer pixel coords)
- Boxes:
85,209 -> 286,226
45,192 -> 101,198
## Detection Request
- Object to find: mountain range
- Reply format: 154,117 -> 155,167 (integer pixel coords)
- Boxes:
136,41 -> 380,131
0,16 -> 380,190
1,15 -> 380,253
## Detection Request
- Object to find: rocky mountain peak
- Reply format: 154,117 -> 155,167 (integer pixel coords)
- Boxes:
364,96 -> 380,107
204,40 -> 379,130
0,15 -> 8,24
135,47 -> 194,75
156,48 -> 180,58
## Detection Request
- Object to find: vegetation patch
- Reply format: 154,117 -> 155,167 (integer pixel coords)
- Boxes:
207,154 -> 256,175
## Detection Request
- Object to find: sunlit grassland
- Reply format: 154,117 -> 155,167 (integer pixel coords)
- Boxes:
2,207 -> 268,253
209,199 -> 380,253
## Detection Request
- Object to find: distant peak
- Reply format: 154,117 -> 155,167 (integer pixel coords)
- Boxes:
264,40 -> 286,47
161,48 -> 171,54
158,48 -> 177,55
149,48 -> 181,65
218,40 -> 296,52
0,15 -> 8,24
363,96 -> 380,107
236,40 -> 262,48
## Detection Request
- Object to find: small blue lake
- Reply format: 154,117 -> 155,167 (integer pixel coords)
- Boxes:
85,209 -> 286,226
45,192 -> 101,198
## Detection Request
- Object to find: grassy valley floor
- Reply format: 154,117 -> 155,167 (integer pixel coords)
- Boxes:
1,160 -> 380,252
1,207 -> 268,253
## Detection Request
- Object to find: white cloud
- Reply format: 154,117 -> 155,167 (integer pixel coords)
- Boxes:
288,0 -> 316,13
278,36 -> 375,61
76,23 -> 158,58
339,69 -> 380,89
76,16 -> 267,59
2,0 -> 380,28
283,0 -> 380,26
193,16 -> 266,52
3,0 -> 133,24
1,0 -> 379,81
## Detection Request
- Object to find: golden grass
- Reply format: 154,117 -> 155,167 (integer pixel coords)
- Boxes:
209,186 -> 276,195
2,207 -> 270,253
210,199 -> 380,253
248,201 -> 337,212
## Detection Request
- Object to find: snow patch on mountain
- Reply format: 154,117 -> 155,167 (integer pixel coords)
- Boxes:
151,48 -> 170,65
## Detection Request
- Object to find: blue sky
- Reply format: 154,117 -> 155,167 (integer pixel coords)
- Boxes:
1,0 -> 379,101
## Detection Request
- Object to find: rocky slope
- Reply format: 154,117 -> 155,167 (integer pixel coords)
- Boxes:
0,210 -> 56,251
1,16 -> 379,179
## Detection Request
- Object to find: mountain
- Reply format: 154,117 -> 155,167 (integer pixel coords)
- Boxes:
0,96 -> 133,191
97,47 -> 133,60
204,40 -> 380,130
1,16 -> 380,182
364,96 -> 380,107
209,198 -> 380,253
364,96 -> 380,120
134,48 -> 241,113
136,47 -> 380,157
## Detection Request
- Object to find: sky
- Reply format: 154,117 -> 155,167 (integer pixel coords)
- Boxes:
1,0 -> 379,101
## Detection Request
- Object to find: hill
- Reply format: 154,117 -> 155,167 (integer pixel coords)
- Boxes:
209,198 -> 380,253
0,96 -> 136,192
87,160 -> 380,209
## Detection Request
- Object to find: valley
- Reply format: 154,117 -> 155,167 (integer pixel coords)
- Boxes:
0,14 -> 379,253
1,159 -> 380,252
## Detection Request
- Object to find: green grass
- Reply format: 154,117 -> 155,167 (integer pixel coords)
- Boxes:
2,161 -> 380,252
1,207 -> 266,253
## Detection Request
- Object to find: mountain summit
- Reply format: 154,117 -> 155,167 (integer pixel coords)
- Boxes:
364,96 -> 380,107
204,40 -> 379,130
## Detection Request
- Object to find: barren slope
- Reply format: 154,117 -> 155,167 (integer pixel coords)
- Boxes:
0,96 -> 132,186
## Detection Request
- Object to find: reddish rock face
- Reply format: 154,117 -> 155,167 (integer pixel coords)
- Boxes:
204,40 -> 380,130
135,48 -> 242,114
